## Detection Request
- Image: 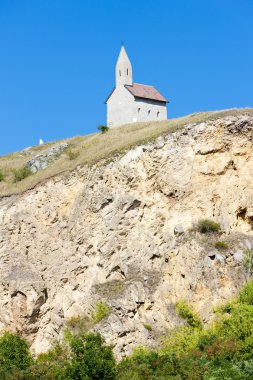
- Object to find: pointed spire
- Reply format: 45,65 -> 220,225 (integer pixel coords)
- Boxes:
116,45 -> 133,87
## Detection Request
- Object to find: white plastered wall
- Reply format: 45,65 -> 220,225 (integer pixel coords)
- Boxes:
107,87 -> 167,128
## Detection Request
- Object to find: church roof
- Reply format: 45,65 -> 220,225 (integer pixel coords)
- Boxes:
125,83 -> 167,103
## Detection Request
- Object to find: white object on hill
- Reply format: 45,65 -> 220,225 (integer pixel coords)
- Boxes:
39,139 -> 44,145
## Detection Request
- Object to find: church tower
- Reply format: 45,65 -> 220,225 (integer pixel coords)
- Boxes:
116,45 -> 133,87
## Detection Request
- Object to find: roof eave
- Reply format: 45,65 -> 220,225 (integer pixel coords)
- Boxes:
124,85 -> 136,99
104,87 -> 116,104
133,95 -> 168,104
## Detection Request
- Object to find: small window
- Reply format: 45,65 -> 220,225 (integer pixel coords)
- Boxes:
119,70 -> 121,76
148,110 -> 151,116
127,68 -> 129,75
138,107 -> 141,113
157,111 -> 160,118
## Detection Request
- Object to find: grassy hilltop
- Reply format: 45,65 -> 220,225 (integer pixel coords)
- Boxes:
0,108 -> 252,197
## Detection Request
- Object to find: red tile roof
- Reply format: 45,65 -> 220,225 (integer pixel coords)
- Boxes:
125,83 -> 167,103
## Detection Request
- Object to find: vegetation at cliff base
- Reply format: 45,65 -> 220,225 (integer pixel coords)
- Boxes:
2,281 -> 253,379
0,332 -> 32,378
117,282 -> 253,379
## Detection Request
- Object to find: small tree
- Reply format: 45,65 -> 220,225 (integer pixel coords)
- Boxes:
0,332 -> 32,377
65,332 -> 116,380
98,125 -> 109,134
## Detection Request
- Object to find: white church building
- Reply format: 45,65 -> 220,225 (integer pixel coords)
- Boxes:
105,46 -> 168,128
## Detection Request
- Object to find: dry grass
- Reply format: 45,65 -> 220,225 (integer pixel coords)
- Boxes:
0,108 -> 252,197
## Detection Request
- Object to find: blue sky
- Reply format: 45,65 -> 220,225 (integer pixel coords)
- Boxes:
0,0 -> 252,155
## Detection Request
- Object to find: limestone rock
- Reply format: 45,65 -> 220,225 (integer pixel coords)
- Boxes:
0,113 -> 253,357
174,224 -> 184,236
26,142 -> 68,173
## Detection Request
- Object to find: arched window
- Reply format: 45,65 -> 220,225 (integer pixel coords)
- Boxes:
119,70 -> 121,76
148,110 -> 151,117
127,68 -> 129,75
138,108 -> 141,113
157,111 -> 160,118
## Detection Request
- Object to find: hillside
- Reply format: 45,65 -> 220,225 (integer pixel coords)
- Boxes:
1,108 -> 253,360
0,108 -> 252,197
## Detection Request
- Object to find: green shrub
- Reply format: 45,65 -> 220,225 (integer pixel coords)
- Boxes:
175,300 -> 202,328
0,332 -> 32,377
213,300 -> 236,315
66,332 -> 116,380
27,342 -> 68,380
203,360 -> 245,380
67,315 -> 91,331
244,249 -> 253,279
161,325 -> 200,356
67,149 -> 80,160
3,282 -> 253,380
13,166 -> 32,182
98,125 -> 109,133
92,301 -> 112,323
239,280 -> 253,305
0,170 -> 5,182
196,219 -> 221,233
144,324 -> 152,332
215,241 -> 228,249
117,351 -> 173,380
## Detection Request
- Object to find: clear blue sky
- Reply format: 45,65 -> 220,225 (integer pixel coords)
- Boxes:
0,0 -> 252,155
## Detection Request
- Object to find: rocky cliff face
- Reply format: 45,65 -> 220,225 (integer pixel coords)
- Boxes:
1,113 -> 253,359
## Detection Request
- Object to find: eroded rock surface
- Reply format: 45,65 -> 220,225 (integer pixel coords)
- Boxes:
1,114 -> 253,358
26,142 -> 69,173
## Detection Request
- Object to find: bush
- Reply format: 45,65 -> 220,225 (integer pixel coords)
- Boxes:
92,302 -> 112,323
161,325 -> 200,357
0,332 -> 32,377
98,125 -> 109,133
239,280 -> 253,305
117,351 -> 173,380
144,324 -> 152,332
3,283 -> 253,379
244,249 -> 253,279
215,241 -> 228,249
66,332 -> 116,380
67,149 -> 80,160
13,166 -> 32,182
0,170 -> 5,182
196,219 -> 221,233
203,360 -> 246,380
24,342 -> 68,380
175,300 -> 202,328
66,315 -> 92,334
